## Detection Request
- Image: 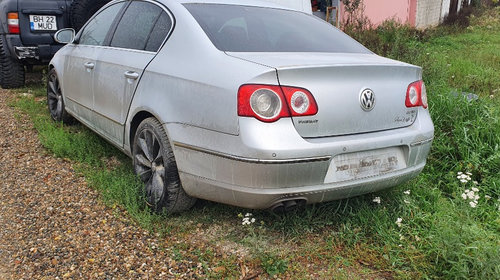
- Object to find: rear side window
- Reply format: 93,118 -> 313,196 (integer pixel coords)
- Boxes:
184,4 -> 370,53
145,12 -> 172,52
79,2 -> 125,46
111,1 -> 171,51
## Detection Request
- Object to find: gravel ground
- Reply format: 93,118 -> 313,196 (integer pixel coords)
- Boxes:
0,88 -> 207,279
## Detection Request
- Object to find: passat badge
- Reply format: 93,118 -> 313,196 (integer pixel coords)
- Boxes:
360,88 -> 375,111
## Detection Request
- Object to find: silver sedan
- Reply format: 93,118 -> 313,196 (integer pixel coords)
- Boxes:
48,0 -> 434,213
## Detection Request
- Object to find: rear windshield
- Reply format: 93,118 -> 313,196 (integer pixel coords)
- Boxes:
184,4 -> 370,53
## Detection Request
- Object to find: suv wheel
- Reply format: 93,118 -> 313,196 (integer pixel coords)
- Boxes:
70,0 -> 111,31
0,37 -> 25,89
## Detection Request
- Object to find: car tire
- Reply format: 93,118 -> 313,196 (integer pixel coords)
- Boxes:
0,37 -> 25,89
70,0 -> 111,31
133,117 -> 196,213
47,68 -> 73,123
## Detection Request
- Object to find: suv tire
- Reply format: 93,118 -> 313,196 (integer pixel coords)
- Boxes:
0,37 -> 25,89
70,0 -> 111,31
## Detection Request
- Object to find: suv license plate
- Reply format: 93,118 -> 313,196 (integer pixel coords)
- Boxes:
29,15 -> 57,31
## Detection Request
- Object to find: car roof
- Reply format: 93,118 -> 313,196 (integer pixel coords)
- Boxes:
173,0 -> 294,11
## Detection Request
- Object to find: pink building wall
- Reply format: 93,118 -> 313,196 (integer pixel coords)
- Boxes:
338,0 -> 468,28
339,0 -> 419,27
361,0 -> 411,26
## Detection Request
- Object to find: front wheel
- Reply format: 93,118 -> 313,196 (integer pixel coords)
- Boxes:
132,117 -> 196,213
47,69 -> 73,123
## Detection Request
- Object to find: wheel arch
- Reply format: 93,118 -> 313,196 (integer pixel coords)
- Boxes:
128,110 -> 156,154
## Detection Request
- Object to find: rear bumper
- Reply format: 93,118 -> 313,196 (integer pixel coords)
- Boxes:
179,161 -> 425,209
4,34 -> 62,63
168,107 -> 434,209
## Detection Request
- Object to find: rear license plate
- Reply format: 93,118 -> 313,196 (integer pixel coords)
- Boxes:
29,15 -> 57,31
324,147 -> 406,183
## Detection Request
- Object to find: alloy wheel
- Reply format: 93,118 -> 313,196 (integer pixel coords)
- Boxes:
134,128 -> 166,206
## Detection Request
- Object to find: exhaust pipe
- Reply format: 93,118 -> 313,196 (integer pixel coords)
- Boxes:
270,198 -> 306,213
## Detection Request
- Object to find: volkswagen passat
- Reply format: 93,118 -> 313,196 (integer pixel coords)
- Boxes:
48,0 -> 434,213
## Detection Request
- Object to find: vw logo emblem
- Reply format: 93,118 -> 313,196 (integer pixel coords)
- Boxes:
359,88 -> 375,111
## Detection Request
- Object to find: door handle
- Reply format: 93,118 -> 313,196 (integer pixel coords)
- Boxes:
84,62 -> 95,69
124,71 -> 139,80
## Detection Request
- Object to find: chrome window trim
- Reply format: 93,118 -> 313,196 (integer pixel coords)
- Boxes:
75,0 -> 176,53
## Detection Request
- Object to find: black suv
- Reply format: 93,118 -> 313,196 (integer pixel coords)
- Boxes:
0,0 -> 110,88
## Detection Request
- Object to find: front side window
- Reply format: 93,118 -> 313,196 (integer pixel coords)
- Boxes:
111,1 -> 171,51
185,4 -> 370,53
79,2 -> 125,46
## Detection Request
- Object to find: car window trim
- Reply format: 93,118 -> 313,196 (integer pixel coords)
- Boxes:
105,0 -> 176,53
103,1 -> 132,47
74,0 -> 129,45
142,10 -> 164,51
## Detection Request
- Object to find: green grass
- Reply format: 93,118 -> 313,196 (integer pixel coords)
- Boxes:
11,7 -> 500,279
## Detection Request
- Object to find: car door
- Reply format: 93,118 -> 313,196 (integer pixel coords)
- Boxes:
91,1 -> 173,146
62,1 -> 126,127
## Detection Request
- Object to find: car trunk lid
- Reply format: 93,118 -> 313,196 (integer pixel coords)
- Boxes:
228,52 -> 422,138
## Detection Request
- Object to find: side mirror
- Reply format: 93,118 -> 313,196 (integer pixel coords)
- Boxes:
54,28 -> 75,44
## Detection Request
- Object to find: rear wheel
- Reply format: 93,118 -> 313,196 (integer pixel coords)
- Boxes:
133,117 -> 196,213
47,69 -> 72,123
0,37 -> 25,89
70,0 -> 112,31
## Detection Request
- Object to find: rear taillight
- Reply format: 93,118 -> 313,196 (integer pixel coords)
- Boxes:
281,86 -> 318,116
7,12 -> 19,34
405,80 -> 428,109
238,84 -> 318,122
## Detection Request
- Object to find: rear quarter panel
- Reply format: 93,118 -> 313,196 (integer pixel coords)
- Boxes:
125,0 -> 277,151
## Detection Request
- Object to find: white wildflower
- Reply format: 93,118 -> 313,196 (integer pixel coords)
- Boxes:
245,213 -> 252,217
460,179 -> 468,183
469,201 -> 477,208
471,187 -> 479,192
399,234 -> 405,240
403,190 -> 411,195
474,195 -> 480,200
473,181 -> 478,185
250,218 -> 255,223
485,195 -> 491,200
466,172 -> 472,176
372,197 -> 381,204
461,193 -> 467,200
457,172 -> 463,175
404,199 -> 410,204
396,218 -> 403,228
467,191 -> 475,199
